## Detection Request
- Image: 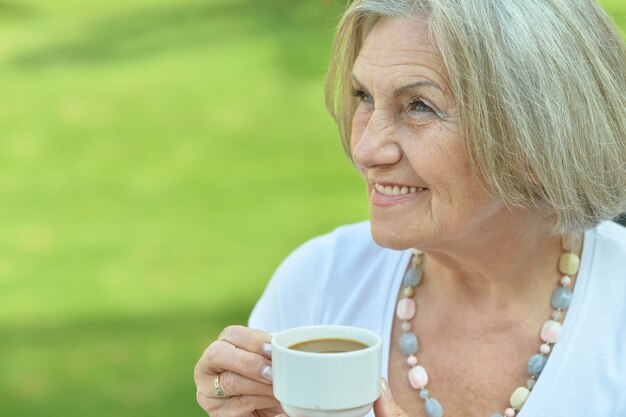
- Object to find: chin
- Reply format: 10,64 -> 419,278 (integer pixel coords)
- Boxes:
370,222 -> 416,250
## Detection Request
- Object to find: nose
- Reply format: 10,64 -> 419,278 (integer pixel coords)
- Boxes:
351,111 -> 402,171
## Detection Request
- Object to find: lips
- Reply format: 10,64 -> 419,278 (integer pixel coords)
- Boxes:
368,181 -> 429,207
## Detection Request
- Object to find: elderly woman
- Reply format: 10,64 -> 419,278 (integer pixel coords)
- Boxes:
195,1 -> 626,416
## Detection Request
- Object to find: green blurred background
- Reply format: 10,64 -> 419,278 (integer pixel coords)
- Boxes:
0,1 -> 623,416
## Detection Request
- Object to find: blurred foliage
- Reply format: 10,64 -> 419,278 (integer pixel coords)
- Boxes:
0,0 -> 362,415
0,0 -> 623,416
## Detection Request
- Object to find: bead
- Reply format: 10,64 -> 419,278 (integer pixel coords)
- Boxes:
560,275 -> 572,286
407,355 -> 418,366
400,332 -> 419,355
397,299 -> 416,320
402,322 -> 412,332
552,310 -> 563,320
551,287 -> 573,309
504,408 -> 516,417
510,386 -> 530,409
527,354 -> 547,377
404,287 -> 415,297
412,254 -> 423,266
408,365 -> 429,389
540,320 -> 562,343
404,266 -> 423,287
424,398 -> 443,417
419,389 -> 430,399
411,248 -> 423,256
526,378 -> 536,390
539,343 -> 551,354
559,253 -> 580,275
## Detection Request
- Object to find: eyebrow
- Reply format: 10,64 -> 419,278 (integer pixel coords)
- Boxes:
351,75 -> 443,97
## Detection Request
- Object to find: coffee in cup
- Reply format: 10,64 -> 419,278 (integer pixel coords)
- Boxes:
289,338 -> 369,353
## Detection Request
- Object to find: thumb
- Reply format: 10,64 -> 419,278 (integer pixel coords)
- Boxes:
373,378 -> 407,417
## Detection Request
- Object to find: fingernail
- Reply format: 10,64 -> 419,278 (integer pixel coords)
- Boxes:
381,377 -> 393,399
261,365 -> 273,381
263,342 -> 272,357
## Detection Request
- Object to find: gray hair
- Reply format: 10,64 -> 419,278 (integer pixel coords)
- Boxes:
325,0 -> 626,234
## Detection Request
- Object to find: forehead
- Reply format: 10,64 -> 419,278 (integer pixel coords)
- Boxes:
353,16 -> 449,90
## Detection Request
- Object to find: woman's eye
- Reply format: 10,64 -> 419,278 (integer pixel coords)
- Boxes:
409,98 -> 434,113
351,89 -> 374,104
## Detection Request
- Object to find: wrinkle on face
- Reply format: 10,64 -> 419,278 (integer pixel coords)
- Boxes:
349,15 -> 503,251
352,32 -> 454,105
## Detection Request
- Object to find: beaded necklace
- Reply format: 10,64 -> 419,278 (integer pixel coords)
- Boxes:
396,239 -> 581,417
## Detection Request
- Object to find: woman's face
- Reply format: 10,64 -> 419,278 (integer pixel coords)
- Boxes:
351,16 -> 509,250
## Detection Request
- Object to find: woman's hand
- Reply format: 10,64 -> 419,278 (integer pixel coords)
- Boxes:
373,378 -> 410,417
194,325 -> 284,417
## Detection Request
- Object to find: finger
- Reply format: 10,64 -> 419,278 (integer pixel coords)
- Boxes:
200,371 -> 274,398
198,394 -> 280,417
373,378 -> 407,417
219,325 -> 273,359
256,405 -> 286,417
196,340 -> 272,385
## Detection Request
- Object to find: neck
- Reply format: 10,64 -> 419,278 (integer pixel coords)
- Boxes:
418,215 -> 581,314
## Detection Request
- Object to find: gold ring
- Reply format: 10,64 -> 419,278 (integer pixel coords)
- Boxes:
214,373 -> 231,398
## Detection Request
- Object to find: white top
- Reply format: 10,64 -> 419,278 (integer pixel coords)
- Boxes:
249,221 -> 626,417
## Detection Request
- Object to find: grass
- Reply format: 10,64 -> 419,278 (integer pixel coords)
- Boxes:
0,1 -> 623,416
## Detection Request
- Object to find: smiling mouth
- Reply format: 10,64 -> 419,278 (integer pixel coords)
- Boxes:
374,183 -> 428,196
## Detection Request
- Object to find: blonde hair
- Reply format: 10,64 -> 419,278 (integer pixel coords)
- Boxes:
325,0 -> 626,234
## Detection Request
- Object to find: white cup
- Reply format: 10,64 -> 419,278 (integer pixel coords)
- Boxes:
271,325 -> 382,417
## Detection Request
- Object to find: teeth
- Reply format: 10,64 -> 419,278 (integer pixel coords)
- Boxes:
375,183 -> 425,196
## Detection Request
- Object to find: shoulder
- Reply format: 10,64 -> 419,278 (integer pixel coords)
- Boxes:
579,220 -> 626,351
272,220 -> 387,287
593,220 -> 626,250
287,220 -> 404,277
248,221 -> 407,331
544,221 -> 626,414
283,220 -> 375,263
582,221 -> 626,290
588,221 -> 626,266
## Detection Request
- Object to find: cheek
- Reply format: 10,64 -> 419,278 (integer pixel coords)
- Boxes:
404,140 -> 456,185
421,135 -> 472,186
